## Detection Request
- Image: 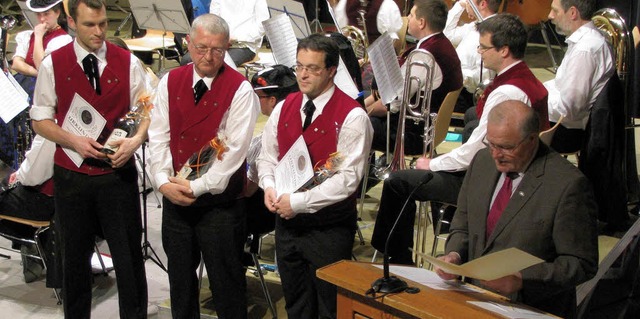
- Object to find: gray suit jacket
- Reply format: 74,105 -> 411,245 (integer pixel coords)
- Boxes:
446,142 -> 598,318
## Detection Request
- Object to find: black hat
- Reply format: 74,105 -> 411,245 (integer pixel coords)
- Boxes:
27,0 -> 63,12
251,65 -> 298,92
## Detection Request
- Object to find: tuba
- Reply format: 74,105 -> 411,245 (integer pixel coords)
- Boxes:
375,49 -> 437,180
341,0 -> 371,65
591,8 -> 631,82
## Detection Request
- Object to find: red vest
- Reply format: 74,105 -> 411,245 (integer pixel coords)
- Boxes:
277,89 -> 360,228
25,28 -> 68,67
345,0 -> 384,43
476,62 -> 550,131
417,33 -> 463,111
167,64 -> 246,204
51,42 -> 131,175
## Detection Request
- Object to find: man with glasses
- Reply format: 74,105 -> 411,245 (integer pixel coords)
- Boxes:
256,34 -> 372,318
148,14 -> 259,318
371,14 -> 549,265
436,100 -> 598,319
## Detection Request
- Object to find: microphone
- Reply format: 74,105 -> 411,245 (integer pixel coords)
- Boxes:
371,173 -> 433,293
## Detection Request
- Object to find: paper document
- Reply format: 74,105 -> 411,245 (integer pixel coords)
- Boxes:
416,248 -> 544,281
374,264 -> 481,292
367,33 -> 403,104
267,0 -> 311,39
467,301 -> 556,319
263,13 -> 298,67
61,94 -> 107,167
334,57 -> 360,99
275,136 -> 314,196
0,71 -> 29,122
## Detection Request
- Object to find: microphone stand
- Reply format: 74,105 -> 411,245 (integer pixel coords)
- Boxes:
139,142 -> 167,272
371,173 -> 433,293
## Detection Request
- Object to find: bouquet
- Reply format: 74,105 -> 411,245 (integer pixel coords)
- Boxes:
297,151 -> 345,192
176,131 -> 229,180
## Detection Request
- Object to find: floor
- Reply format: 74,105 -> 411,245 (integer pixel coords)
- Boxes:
0,6 -> 637,319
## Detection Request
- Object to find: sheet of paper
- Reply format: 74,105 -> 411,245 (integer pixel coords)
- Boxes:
334,57 -> 360,99
263,13 -> 298,67
374,264 -> 481,292
467,301 -> 556,319
60,94 -> 107,167
417,248 -> 544,281
0,71 -> 29,122
367,32 -> 403,105
275,136 -> 314,196
267,0 -> 311,39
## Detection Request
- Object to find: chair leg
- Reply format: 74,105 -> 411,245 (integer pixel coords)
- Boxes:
251,253 -> 277,318
94,243 -> 108,276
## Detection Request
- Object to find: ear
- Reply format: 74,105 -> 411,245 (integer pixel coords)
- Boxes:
328,66 -> 337,78
568,6 -> 580,20
186,34 -> 192,45
499,46 -> 510,58
67,15 -> 76,31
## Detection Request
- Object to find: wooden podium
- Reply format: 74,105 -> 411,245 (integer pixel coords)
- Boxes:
317,260 -> 539,319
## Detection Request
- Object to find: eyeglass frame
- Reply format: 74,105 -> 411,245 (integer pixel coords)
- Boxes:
191,44 -> 226,57
294,63 -> 327,75
482,133 -> 532,154
477,44 -> 496,53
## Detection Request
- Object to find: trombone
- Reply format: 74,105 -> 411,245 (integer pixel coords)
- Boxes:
375,49 -> 437,180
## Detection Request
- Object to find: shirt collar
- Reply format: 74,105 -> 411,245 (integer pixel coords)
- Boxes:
566,21 -> 598,45
302,85 -> 335,115
192,66 -> 216,89
417,32 -> 441,48
74,40 -> 106,64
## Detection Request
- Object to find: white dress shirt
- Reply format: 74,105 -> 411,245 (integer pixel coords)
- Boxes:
334,0 -> 403,39
209,0 -> 270,53
15,134 -> 56,186
30,40 -> 154,122
257,85 -> 373,214
429,61 -> 530,172
13,29 -> 72,60
148,66 -> 259,197
545,21 -> 614,129
444,2 -> 495,93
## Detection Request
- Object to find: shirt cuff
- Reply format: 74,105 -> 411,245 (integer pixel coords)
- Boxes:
290,192 -> 307,213
154,173 -> 171,191
190,178 -> 208,197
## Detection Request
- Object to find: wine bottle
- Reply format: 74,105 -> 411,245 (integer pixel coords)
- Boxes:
101,111 -> 139,155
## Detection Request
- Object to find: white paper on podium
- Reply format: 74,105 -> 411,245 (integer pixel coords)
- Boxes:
374,264 -> 482,292
0,71 -> 29,122
417,248 -> 544,281
275,136 -> 314,196
367,33 -> 403,105
129,0 -> 191,34
263,13 -> 298,68
334,57 -> 360,99
60,94 -> 107,167
467,301 -> 556,319
267,0 -> 311,40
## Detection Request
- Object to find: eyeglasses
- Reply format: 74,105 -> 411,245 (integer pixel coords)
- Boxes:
294,63 -> 326,75
257,95 -> 271,99
192,44 -> 225,57
477,44 -> 495,53
482,134 -> 530,154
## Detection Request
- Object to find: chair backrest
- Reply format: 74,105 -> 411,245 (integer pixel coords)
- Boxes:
539,115 -> 563,146
433,87 -> 463,148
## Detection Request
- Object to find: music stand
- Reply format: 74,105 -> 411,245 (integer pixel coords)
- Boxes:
128,0 -> 190,71
267,0 -> 311,40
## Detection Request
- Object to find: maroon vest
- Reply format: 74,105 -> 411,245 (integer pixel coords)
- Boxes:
52,42 -> 131,175
168,64 -> 246,204
277,89 -> 360,228
345,0 -> 384,43
476,62 -> 550,131
25,28 -> 68,67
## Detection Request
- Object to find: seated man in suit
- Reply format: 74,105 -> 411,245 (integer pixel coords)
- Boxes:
436,100 -> 598,319
365,0 -> 462,155
371,14 -> 549,265
545,0 -> 614,152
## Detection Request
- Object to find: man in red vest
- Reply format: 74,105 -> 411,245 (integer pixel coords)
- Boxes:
371,14 -> 550,265
147,14 -> 259,319
30,0 -> 151,317
256,34 -> 373,318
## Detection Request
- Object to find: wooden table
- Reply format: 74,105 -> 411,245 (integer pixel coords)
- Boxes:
317,260 -> 542,319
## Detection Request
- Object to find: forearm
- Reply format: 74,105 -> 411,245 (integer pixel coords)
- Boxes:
11,58 -> 38,77
32,119 -> 76,149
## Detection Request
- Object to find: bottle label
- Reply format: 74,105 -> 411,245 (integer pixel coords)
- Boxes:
103,128 -> 128,153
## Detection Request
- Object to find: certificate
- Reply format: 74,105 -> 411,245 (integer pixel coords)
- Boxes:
60,94 -> 107,167
275,136 -> 313,196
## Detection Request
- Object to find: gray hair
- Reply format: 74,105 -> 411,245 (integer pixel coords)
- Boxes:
190,14 -> 229,41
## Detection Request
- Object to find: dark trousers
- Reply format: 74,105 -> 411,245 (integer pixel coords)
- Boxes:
54,165 -> 147,319
276,219 -> 354,319
550,123 -> 585,153
370,114 -> 425,156
371,169 -> 465,264
162,197 -> 247,319
228,48 -> 256,66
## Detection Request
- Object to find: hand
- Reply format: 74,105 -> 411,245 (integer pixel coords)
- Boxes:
8,172 -> 17,185
159,177 -> 196,206
34,23 -> 47,38
435,252 -> 461,281
264,187 -> 278,213
480,273 -> 523,295
415,157 -> 431,170
274,193 -> 297,220
71,136 -> 106,160
106,137 -> 141,168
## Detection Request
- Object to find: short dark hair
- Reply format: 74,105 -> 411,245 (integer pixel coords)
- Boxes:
414,0 -> 448,32
477,14 -> 527,59
67,0 -> 105,21
297,33 -> 339,69
483,0 -> 502,14
560,0 -> 597,20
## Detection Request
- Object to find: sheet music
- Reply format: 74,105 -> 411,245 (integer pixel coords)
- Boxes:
263,13 -> 297,67
61,94 -> 107,167
334,57 -> 360,99
0,72 -> 29,122
267,0 -> 310,39
367,33 -> 403,105
326,0 -> 342,31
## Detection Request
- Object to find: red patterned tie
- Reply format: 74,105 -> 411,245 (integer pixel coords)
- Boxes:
486,173 -> 517,238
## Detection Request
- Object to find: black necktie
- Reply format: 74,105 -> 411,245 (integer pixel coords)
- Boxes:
82,54 -> 101,95
302,100 -> 315,131
194,79 -> 207,104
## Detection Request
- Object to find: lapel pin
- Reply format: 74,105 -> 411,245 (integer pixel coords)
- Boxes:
518,191 -> 525,197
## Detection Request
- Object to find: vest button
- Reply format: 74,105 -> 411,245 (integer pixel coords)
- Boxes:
180,136 -> 184,139
179,150 -> 183,154
107,79 -> 112,84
